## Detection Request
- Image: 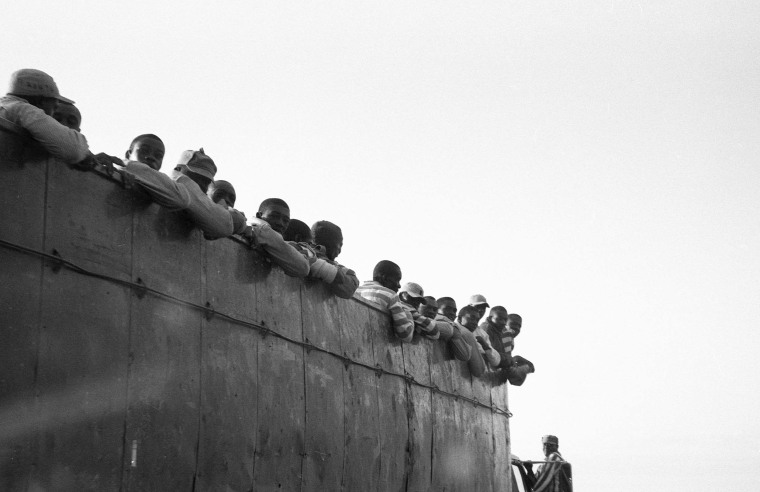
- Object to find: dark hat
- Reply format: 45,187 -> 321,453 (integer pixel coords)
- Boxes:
8,69 -> 74,104
542,435 -> 559,445
177,148 -> 216,180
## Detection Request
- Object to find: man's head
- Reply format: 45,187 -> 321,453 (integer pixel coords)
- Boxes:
283,219 -> 312,243
468,294 -> 490,321
127,134 -> 165,170
437,297 -> 458,321
208,180 -> 236,208
52,102 -> 81,131
398,282 -> 425,309
488,306 -> 508,329
457,305 -> 480,331
7,69 -> 74,116
178,148 -> 216,193
507,313 -> 523,336
542,435 -> 559,456
372,260 -> 402,292
257,198 -> 290,235
311,221 -> 343,261
419,296 -> 438,319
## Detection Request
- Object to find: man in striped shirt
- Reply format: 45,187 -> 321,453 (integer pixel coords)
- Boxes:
398,282 -> 439,340
485,311 -> 535,385
356,260 -> 414,342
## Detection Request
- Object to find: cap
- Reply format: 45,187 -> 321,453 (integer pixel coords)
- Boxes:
542,435 -> 559,445
178,148 -> 216,180
8,69 -> 74,104
399,282 -> 424,298
469,294 -> 490,307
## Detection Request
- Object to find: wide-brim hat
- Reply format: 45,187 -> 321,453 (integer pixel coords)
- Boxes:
8,69 -> 74,104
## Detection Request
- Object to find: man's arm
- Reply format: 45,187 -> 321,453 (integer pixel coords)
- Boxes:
249,219 -> 310,277
328,265 -> 360,299
389,298 -> 414,342
12,102 -> 89,163
120,161 -> 191,211
410,308 -> 439,340
178,176 -> 235,239
447,323 -> 471,361
459,328 -> 485,376
477,336 -> 501,368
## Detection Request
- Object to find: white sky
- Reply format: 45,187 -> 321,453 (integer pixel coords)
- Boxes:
4,1 -> 760,490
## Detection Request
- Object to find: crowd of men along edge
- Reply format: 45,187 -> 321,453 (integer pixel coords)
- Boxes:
1,68 -> 536,388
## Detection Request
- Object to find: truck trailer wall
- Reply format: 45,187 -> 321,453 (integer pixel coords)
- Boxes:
0,132 -> 512,491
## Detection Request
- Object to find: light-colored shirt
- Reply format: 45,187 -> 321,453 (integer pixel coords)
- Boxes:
434,315 -> 471,362
119,161 -> 243,239
0,95 -> 89,163
400,302 -> 439,340
457,323 -> 486,377
356,281 -> 414,342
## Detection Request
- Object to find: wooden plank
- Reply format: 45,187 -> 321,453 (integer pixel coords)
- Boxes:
402,335 -> 431,387
252,254 -> 303,341
202,236 -> 258,323
195,238 -> 259,491
0,146 -> 46,247
123,205 -> 202,491
0,148 -> 46,491
45,162 -> 133,280
491,382 -> 511,492
130,201 -> 200,298
29,270 -> 130,491
302,350 -> 344,492
195,317 -> 258,492
472,374 -> 492,409
492,413 -> 511,492
300,279 -> 346,491
341,365 -> 380,491
252,336 -> 305,491
0,124 -> 30,164
301,278 -> 344,352
0,250 -> 42,492
368,302 -> 404,372
470,405 -> 495,492
429,339 -> 456,394
377,375 -> 409,492
405,384 -> 432,492
342,299 -> 377,367
431,393 -> 469,491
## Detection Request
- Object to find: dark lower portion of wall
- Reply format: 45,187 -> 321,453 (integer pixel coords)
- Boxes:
0,134 -> 512,491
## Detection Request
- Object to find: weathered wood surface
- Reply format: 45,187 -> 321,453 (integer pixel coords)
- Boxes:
0,150 -> 45,491
0,135 -> 512,491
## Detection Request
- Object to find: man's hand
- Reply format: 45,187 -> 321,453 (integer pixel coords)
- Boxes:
93,152 -> 123,176
69,153 -> 98,171
475,336 -> 490,352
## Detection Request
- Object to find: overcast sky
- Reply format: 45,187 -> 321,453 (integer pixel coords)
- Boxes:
4,1 -> 760,490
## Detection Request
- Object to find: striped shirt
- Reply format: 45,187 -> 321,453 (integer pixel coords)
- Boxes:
484,320 -> 516,369
356,281 -> 414,342
400,302 -> 439,340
